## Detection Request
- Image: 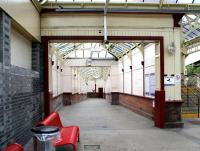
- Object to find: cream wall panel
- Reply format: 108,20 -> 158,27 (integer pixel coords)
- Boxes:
105,77 -> 111,93
110,65 -> 120,92
41,14 -> 104,28
52,54 -> 58,96
44,13 -> 181,100
144,44 -> 155,74
107,14 -> 173,28
124,56 -> 131,94
11,28 -> 32,69
62,66 -> 72,92
155,43 -> 160,90
57,60 -> 62,95
0,0 -> 40,41
41,14 -> 173,35
132,50 -> 144,96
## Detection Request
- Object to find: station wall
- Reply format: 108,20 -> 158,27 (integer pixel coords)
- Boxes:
11,28 -> 32,69
42,13 -> 182,101
0,0 -> 40,41
0,11 -> 43,150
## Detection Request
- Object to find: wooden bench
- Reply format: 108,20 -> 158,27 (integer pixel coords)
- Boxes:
3,143 -> 24,151
38,112 -> 79,151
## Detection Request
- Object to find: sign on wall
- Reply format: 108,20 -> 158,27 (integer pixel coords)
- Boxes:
145,73 -> 155,97
164,75 -> 175,86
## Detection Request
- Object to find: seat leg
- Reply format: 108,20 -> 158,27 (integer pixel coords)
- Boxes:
78,133 -> 80,142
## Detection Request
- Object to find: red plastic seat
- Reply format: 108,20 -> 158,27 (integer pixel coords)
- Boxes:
38,112 -> 63,128
38,112 -> 80,151
3,143 -> 24,151
55,126 -> 79,151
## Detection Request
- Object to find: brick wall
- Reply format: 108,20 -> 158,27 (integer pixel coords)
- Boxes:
71,93 -> 87,104
51,93 -> 87,112
0,11 -> 44,150
52,94 -> 64,112
0,65 -> 43,150
118,93 -> 154,119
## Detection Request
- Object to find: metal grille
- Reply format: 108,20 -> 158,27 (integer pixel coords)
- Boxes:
84,145 -> 101,150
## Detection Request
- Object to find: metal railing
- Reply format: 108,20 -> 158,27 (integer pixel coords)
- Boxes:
181,74 -> 200,118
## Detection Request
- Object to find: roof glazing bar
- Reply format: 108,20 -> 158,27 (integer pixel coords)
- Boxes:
104,0 -> 109,43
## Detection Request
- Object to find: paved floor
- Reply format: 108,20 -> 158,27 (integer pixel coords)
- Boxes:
58,99 -> 200,151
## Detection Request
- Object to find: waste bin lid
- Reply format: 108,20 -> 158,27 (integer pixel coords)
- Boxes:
31,126 -> 59,134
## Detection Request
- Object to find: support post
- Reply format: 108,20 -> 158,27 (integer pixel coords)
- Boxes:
42,37 -> 51,117
154,90 -> 165,128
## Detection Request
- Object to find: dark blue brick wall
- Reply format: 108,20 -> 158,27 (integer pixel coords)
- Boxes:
0,11 -> 44,150
0,67 -> 43,150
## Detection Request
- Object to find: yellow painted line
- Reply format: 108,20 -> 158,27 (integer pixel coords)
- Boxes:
182,113 -> 200,118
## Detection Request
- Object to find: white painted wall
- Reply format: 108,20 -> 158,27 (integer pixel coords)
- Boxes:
144,44 -> 156,97
105,77 -> 111,93
51,54 -> 64,96
132,48 -> 144,96
0,0 -> 40,41
61,66 -> 72,92
118,62 -> 124,93
124,55 -> 132,94
110,64 -> 121,92
11,28 -> 32,69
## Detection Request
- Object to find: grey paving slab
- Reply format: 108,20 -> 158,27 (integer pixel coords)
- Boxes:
58,99 -> 200,151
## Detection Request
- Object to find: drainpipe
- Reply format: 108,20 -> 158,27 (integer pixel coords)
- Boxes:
104,0 -> 109,43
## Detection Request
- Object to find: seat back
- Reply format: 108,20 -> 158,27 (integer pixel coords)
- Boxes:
39,112 -> 63,128
3,143 -> 24,151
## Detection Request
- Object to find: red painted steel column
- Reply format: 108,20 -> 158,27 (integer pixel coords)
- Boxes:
154,37 -> 165,128
154,90 -> 165,128
141,61 -> 145,96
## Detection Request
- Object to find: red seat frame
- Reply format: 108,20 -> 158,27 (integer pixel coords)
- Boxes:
3,143 -> 24,151
39,112 -> 80,151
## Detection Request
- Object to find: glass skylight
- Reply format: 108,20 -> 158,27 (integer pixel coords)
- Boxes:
40,0 -> 200,4
52,42 -> 140,59
181,14 -> 200,42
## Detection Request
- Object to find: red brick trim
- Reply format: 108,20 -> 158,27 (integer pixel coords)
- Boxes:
118,93 -> 154,119
52,93 -> 63,100
118,92 -> 154,100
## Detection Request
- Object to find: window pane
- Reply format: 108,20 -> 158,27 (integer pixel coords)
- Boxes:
110,0 -> 126,3
106,53 -> 114,58
127,0 -> 144,3
166,0 -> 176,3
57,0 -> 73,2
92,52 -> 99,58
194,0 -> 200,3
99,51 -> 106,58
92,0 -> 106,2
68,52 -> 75,58
84,50 -> 91,58
75,0 -> 92,2
76,50 -> 83,58
143,0 -> 160,3
177,0 -> 193,3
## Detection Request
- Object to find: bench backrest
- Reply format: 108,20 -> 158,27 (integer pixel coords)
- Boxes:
39,112 -> 63,128
3,143 -> 24,151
